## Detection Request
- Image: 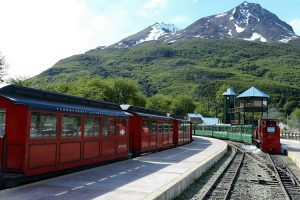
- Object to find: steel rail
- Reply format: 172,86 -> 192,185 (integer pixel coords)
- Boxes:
268,154 -> 291,200
200,145 -> 244,200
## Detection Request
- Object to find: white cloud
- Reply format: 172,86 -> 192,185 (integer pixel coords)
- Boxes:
138,0 -> 168,17
290,19 -> 300,35
0,0 -> 132,79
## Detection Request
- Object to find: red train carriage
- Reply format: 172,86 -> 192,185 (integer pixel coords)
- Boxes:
172,116 -> 192,146
253,119 -> 281,154
121,105 -> 174,155
0,85 -> 130,177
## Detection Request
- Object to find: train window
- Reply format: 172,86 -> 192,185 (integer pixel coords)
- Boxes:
0,109 -> 6,136
142,120 -> 150,134
158,124 -> 163,133
116,118 -> 127,136
84,117 -> 100,137
186,124 -> 190,133
102,117 -> 115,136
164,124 -> 169,134
267,127 -> 275,133
179,123 -> 184,134
151,122 -> 157,134
169,123 -> 173,134
61,115 -> 82,137
30,112 -> 57,138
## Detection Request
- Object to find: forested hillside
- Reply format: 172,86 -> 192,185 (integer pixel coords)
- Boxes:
27,39 -> 300,117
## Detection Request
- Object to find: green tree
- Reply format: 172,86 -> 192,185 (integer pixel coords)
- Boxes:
288,108 -> 300,132
109,78 -> 146,106
146,94 -> 174,113
171,95 -> 196,116
291,108 -> 300,117
283,101 -> 299,116
194,101 -> 210,116
6,76 -> 30,86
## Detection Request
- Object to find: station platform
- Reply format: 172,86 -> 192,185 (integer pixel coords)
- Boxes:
281,139 -> 300,169
0,136 -> 227,200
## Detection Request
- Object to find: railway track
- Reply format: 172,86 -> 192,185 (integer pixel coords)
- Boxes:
230,141 -> 300,200
200,146 -> 244,200
178,141 -> 300,199
269,154 -> 300,200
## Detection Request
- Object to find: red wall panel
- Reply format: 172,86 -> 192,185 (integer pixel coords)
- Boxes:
83,141 -> 100,160
102,140 -> 116,156
60,142 -> 81,163
28,143 -> 56,169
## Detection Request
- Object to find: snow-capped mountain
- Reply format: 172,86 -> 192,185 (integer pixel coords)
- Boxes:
109,22 -> 179,48
100,1 -> 298,50
162,1 -> 298,43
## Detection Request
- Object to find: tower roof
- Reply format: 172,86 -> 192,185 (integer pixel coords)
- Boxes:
237,87 -> 270,98
222,88 -> 236,96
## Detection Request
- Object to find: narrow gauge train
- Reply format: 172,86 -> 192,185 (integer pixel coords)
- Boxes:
253,119 -> 281,154
194,118 -> 281,153
0,84 -> 192,187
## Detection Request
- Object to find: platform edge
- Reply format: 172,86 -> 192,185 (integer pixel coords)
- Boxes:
144,141 -> 228,200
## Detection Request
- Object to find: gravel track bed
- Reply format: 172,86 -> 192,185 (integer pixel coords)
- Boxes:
175,143 -> 300,200
229,153 -> 285,200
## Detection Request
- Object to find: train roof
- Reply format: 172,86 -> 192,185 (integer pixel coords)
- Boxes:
0,84 -> 130,117
121,105 -> 172,120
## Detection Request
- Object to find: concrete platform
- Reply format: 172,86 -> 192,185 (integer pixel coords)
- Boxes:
281,139 -> 300,169
0,136 -> 227,200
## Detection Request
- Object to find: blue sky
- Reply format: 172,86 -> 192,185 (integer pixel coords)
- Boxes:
0,0 -> 299,78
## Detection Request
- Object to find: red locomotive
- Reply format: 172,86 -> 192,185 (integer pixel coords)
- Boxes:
253,119 -> 281,154
0,85 -> 193,187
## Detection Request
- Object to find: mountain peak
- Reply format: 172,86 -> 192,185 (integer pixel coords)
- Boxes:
162,1 -> 298,43
239,1 -> 259,7
152,22 -> 179,33
105,1 -> 298,49
109,22 -> 179,48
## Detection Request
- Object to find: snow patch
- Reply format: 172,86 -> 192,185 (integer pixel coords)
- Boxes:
168,40 -> 177,43
244,33 -> 267,42
139,22 -> 179,43
215,13 -> 227,18
279,36 -> 298,43
234,24 -> 245,33
230,8 -> 236,20
228,29 -> 232,36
